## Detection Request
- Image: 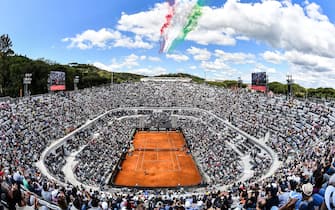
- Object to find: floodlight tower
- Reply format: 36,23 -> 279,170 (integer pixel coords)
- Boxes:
111,71 -> 114,85
23,73 -> 32,97
238,77 -> 243,88
265,73 -> 269,96
74,76 -> 79,91
287,74 -> 293,100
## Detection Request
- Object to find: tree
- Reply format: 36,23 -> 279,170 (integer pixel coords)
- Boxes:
0,34 -> 14,95
0,34 -> 14,57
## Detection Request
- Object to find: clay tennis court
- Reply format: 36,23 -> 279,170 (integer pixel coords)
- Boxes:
113,130 -> 202,187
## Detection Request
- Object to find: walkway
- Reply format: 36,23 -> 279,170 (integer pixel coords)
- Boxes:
61,146 -> 99,191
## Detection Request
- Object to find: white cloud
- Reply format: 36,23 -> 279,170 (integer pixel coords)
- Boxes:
92,53 -> 141,71
186,29 -> 236,46
166,53 -> 189,62
187,47 -> 211,61
198,49 -> 255,73
262,50 -> 335,74
285,51 -> 335,73
254,63 -> 276,73
214,49 -> 255,64
93,55 -> 167,76
200,59 -> 230,71
148,56 -> 161,62
64,0 -> 335,87
128,67 -> 167,76
236,36 -> 250,41
189,65 -> 197,70
116,3 -> 167,42
176,68 -> 185,73
113,35 -> 153,49
94,61 -> 167,76
62,28 -> 153,50
262,50 -> 285,64
291,70 -> 335,88
122,54 -> 140,68
92,62 -> 113,72
305,2 -> 328,21
62,28 -> 121,49
212,70 -> 237,80
68,0 -> 335,59
259,50 -> 335,87
197,0 -> 335,58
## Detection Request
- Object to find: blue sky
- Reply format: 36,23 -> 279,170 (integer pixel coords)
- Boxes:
1,0 -> 335,87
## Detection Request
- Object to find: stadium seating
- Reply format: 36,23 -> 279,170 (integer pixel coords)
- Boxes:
0,81 -> 334,209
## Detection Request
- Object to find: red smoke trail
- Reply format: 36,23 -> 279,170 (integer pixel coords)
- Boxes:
160,6 -> 175,35
159,0 -> 176,53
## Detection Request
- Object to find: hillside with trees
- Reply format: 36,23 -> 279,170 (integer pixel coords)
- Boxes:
0,34 -> 145,97
0,55 -> 144,97
1,34 -> 335,99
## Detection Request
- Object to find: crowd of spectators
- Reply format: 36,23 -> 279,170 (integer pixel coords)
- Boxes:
0,81 -> 335,210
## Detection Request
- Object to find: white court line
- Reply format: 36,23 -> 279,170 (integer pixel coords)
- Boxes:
155,138 -> 158,160
140,150 -> 145,170
170,133 -> 182,171
169,151 -> 175,170
167,134 -> 176,170
175,155 -> 182,171
135,150 -> 141,171
140,136 -> 148,170
143,160 -> 171,163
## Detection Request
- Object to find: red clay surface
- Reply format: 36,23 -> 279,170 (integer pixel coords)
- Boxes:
113,131 -> 202,187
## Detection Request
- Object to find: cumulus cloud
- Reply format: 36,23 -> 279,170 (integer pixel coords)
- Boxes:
200,59 -> 230,71
214,50 -> 255,64
212,69 -> 238,80
305,2 -> 328,21
94,61 -> 167,76
285,51 -> 335,73
62,28 -> 153,49
116,3 -> 167,42
114,0 -> 335,58
92,54 -> 141,71
197,0 -> 335,58
253,63 -> 276,73
261,50 -> 285,64
198,49 -> 256,73
93,54 -> 167,76
290,69 -> 335,88
127,67 -> 167,76
113,35 -> 153,49
64,0 -> 335,59
259,49 -> 335,87
92,62 -> 113,72
62,28 -> 121,50
64,0 -> 335,87
189,65 -> 197,70
187,47 -> 211,61
262,50 -> 335,74
186,29 -> 236,46
148,56 -> 161,62
166,53 -> 189,62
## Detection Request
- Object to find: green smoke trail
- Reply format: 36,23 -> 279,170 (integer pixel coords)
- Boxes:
168,0 -> 204,52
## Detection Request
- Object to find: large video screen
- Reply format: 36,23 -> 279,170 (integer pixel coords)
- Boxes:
251,72 -> 267,86
49,71 -> 66,91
